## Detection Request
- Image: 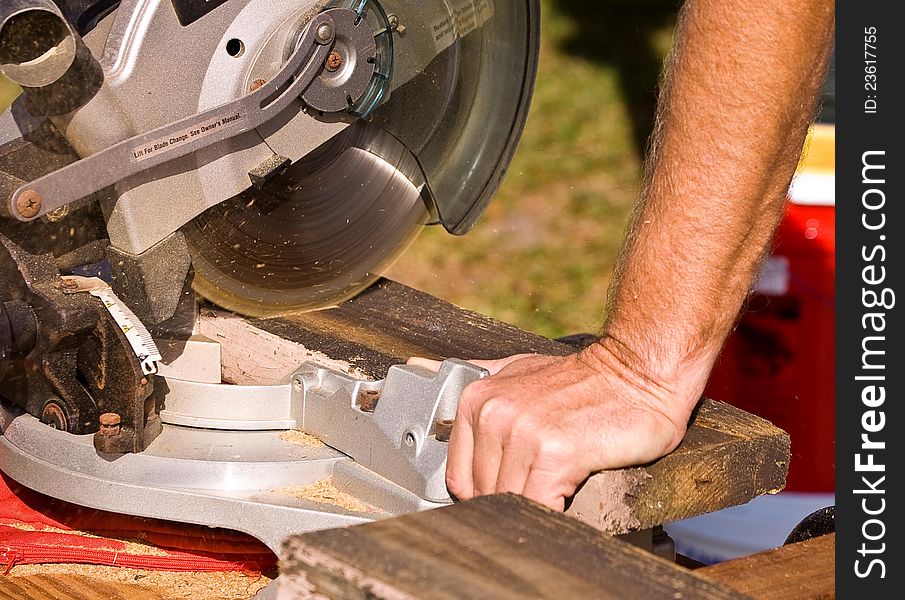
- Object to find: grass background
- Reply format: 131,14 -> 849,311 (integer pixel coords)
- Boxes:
387,0 -> 680,338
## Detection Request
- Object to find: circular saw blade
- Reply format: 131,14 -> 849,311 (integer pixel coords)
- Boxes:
183,123 -> 428,316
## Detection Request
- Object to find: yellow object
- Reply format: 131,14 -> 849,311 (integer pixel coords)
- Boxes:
799,123 -> 834,175
0,75 -> 22,112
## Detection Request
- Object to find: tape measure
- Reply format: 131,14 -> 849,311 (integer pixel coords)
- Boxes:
61,276 -> 162,376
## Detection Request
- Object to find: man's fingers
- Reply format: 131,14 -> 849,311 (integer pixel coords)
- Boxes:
445,403 -> 476,501
472,400 -> 508,496
407,357 -> 442,372
522,466 -> 570,512
466,354 -> 533,375
494,443 -> 533,495
523,439 -> 582,512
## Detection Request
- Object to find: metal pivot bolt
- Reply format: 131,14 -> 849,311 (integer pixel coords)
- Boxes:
15,190 -> 42,219
99,412 -> 122,436
41,402 -> 68,430
315,22 -> 334,44
325,51 -> 343,71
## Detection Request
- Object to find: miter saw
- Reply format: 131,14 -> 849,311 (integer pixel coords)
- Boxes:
0,0 -> 538,551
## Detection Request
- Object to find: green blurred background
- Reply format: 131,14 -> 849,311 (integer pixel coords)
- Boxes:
388,0 -> 680,338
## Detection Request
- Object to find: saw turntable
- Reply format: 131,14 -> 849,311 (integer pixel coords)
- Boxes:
0,0 -> 538,552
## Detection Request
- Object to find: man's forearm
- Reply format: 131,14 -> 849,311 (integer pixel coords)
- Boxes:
600,0 -> 835,407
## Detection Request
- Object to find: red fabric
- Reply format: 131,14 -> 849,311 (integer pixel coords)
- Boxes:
0,473 -> 276,573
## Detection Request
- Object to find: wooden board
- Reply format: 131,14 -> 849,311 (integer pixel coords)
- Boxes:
566,401 -> 789,533
251,278 -> 571,378
699,534 -> 835,599
0,567 -> 272,600
0,574 -> 167,600
279,493 -> 751,600
238,279 -> 790,533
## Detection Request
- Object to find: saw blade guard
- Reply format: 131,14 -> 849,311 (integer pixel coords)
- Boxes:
372,0 -> 540,234
183,0 -> 539,315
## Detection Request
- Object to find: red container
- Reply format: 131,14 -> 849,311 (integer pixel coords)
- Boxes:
705,195 -> 835,493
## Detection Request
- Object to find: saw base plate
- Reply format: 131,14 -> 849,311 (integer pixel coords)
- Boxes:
0,403 -> 440,553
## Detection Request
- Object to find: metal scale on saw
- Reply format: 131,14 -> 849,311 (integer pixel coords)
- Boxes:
0,0 -> 538,551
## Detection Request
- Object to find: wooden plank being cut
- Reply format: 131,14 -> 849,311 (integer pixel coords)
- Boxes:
279,493 -> 751,600
215,279 -> 789,533
252,278 -> 571,378
698,534 -> 835,600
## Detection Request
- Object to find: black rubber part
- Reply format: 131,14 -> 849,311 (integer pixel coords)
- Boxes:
784,505 -> 835,545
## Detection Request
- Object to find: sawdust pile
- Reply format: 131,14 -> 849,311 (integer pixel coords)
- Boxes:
278,429 -> 326,449
274,478 -> 371,514
2,521 -> 170,556
6,564 -> 274,599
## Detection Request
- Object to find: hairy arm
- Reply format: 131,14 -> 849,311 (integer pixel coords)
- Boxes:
413,0 -> 834,510
601,0 -> 835,417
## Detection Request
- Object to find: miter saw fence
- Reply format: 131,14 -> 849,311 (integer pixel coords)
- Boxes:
0,0 -> 539,547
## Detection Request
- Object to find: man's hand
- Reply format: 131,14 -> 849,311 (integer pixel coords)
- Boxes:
410,341 -> 698,511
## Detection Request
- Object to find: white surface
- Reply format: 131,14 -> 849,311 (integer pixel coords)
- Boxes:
789,173 -> 835,206
665,492 -> 835,564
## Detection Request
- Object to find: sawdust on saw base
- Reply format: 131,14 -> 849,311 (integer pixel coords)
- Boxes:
278,429 -> 325,449
5,563 -> 274,599
273,478 -> 371,514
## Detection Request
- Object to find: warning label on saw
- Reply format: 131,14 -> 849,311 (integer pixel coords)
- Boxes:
131,108 -> 248,163
432,0 -> 494,48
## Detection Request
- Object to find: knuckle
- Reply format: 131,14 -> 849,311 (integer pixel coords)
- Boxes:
475,397 -> 514,431
510,414 -> 542,442
537,434 -> 577,465
460,378 -> 491,406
